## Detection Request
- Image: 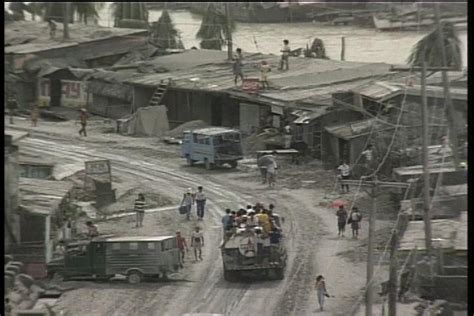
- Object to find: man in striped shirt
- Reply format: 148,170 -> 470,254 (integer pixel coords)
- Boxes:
134,193 -> 146,227
194,186 -> 207,220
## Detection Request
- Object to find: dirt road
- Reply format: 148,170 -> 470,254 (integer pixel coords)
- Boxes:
9,119 -> 374,316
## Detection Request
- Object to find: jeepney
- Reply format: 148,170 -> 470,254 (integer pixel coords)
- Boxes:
182,127 -> 243,170
47,236 -> 180,284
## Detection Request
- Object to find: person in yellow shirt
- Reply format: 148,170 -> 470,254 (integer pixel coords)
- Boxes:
258,210 -> 272,234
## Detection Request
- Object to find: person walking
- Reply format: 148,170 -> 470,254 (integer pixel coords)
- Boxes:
78,108 -> 89,137
260,60 -> 271,89
181,188 -> 194,221
266,157 -> 278,188
233,48 -> 244,85
348,207 -> 362,239
337,161 -> 351,193
336,205 -> 348,237
315,275 -> 331,311
279,39 -> 291,70
176,231 -> 188,267
190,226 -> 204,262
194,186 -> 207,220
30,103 -> 39,127
134,193 -> 146,227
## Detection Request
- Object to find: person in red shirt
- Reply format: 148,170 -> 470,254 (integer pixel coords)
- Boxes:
176,231 -> 188,267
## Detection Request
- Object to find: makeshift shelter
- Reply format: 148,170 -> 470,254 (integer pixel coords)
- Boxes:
118,105 -> 169,137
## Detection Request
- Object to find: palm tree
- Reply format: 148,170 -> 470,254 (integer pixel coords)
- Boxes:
407,21 -> 462,70
73,2 -> 100,25
8,2 -> 28,21
152,10 -> 182,49
196,3 -> 235,50
113,2 -> 148,28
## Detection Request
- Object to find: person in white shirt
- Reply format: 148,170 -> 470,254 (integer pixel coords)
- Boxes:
279,39 -> 291,70
194,186 -> 207,220
190,226 -> 204,261
283,123 -> 292,149
361,144 -> 374,175
337,161 -> 350,193
266,158 -> 278,188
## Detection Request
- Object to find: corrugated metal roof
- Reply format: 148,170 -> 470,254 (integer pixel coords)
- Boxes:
19,178 -> 73,216
5,21 -> 147,55
5,130 -> 29,143
324,118 -> 393,140
399,219 -> 459,251
393,162 -> 456,177
351,81 -> 402,101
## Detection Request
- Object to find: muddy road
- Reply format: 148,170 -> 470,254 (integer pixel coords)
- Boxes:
13,122 -> 368,316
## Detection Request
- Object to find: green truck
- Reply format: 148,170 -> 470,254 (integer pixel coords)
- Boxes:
47,236 -> 180,284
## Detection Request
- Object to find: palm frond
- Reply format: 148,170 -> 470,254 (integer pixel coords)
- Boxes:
407,22 -> 462,70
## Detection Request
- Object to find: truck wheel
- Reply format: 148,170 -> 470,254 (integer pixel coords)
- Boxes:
204,159 -> 213,170
223,270 -> 237,282
274,268 -> 284,280
186,156 -> 194,166
127,271 -> 143,284
229,161 -> 238,168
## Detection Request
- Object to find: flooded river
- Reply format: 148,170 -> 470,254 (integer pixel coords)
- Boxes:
97,7 -> 467,67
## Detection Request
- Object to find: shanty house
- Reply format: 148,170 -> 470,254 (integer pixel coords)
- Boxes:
12,178 -> 74,278
5,21 -> 148,109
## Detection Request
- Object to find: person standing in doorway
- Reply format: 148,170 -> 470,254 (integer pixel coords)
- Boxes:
315,275 -> 330,311
176,231 -> 188,267
279,39 -> 291,70
30,103 -> 40,127
336,205 -> 348,237
190,226 -> 204,261
134,193 -> 146,227
348,207 -> 362,239
260,60 -> 271,89
78,108 -> 89,137
195,186 -> 207,220
337,161 -> 351,193
181,188 -> 194,221
233,48 -> 244,86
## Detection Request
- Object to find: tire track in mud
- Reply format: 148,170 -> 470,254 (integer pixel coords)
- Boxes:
21,133 -> 317,315
21,137 -> 257,315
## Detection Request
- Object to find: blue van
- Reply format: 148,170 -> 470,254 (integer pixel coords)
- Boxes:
182,127 -> 243,169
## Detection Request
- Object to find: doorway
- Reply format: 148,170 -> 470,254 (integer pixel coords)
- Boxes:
49,79 -> 62,107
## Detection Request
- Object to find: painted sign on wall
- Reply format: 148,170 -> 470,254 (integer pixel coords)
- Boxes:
38,78 -> 88,108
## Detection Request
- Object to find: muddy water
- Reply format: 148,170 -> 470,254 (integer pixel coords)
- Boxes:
95,6 -> 468,67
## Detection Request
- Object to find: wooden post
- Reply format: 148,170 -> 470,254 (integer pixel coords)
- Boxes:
421,61 -> 433,257
341,36 -> 345,61
63,2 -> 70,40
225,3 -> 233,61
388,228 -> 399,316
434,4 -> 460,170
366,181 -> 377,316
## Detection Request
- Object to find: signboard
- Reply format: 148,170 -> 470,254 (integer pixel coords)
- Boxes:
85,160 -> 112,185
242,78 -> 260,94
238,236 -> 257,257
38,78 -> 87,108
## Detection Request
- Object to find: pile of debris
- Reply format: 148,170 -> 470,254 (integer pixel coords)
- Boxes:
164,120 -> 209,139
243,128 -> 284,153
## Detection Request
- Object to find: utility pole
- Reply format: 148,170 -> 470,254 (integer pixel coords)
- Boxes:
434,3 -> 460,170
388,226 -> 400,316
63,2 -> 70,40
420,60 -> 433,256
225,3 -> 233,61
340,178 -> 410,316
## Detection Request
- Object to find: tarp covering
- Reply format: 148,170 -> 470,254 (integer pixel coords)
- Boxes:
122,105 -> 169,137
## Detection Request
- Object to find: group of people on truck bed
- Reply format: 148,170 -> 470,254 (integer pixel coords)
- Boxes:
221,202 -> 282,245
